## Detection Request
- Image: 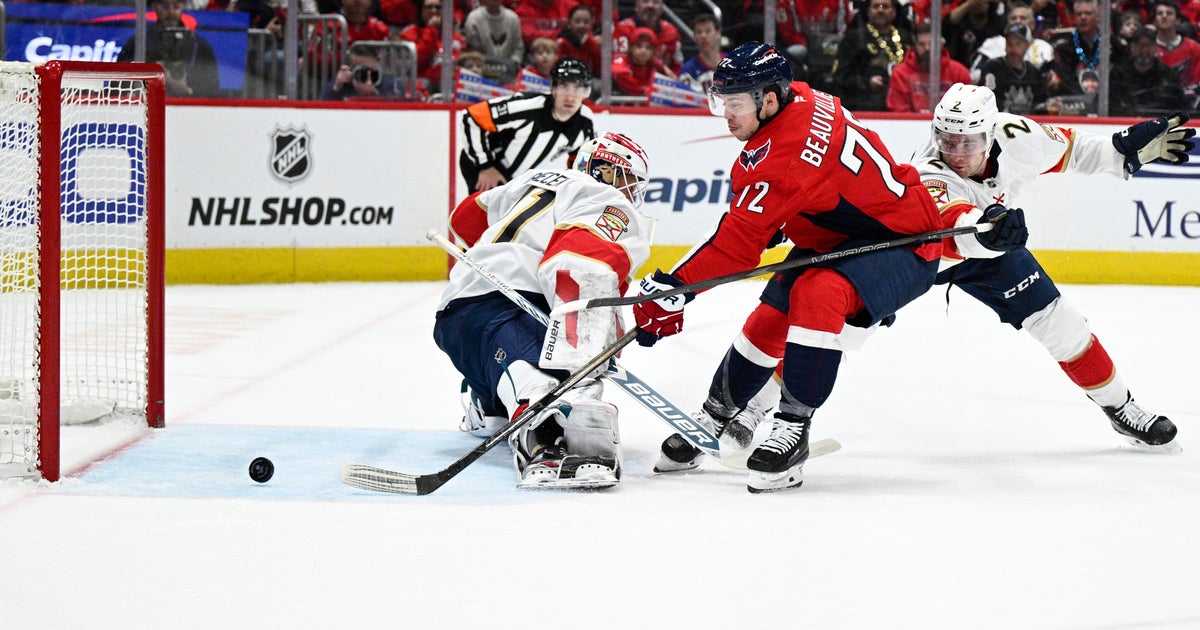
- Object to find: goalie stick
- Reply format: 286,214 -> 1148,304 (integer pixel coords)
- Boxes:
426,229 -> 721,456
341,328 -> 642,495
550,222 -> 996,316
341,437 -> 844,494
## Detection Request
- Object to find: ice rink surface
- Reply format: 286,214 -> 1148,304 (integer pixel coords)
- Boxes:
3,279 -> 1198,629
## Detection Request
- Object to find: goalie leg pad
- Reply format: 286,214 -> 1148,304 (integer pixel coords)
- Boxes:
556,395 -> 621,479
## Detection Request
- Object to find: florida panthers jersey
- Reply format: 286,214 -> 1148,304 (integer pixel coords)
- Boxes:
670,82 -> 943,285
912,112 -> 1126,266
439,168 -> 653,311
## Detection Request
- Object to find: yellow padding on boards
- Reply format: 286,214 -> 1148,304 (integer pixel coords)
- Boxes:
166,246 -> 449,284
639,248 -> 1200,287
1034,250 -> 1200,285
160,247 -> 1200,285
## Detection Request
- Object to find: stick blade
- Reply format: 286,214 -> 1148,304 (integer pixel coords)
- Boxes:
341,463 -> 437,495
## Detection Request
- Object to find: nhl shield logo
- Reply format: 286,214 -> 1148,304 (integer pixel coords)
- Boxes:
270,126 -> 312,183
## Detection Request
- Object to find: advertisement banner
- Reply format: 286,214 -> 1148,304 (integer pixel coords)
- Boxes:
167,106 -> 448,249
4,4 -> 249,92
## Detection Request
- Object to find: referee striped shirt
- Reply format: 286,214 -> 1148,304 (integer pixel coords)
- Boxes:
459,92 -> 595,189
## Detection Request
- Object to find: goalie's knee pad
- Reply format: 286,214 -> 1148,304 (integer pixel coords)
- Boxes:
1021,297 -> 1092,362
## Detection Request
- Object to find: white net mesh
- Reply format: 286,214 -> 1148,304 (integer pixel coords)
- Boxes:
0,62 -> 154,478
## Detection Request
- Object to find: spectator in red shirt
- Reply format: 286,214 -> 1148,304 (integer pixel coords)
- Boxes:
378,0 -> 417,29
612,26 -> 674,98
776,0 -> 843,65
1154,0 -> 1200,98
340,0 -> 391,44
557,4 -> 603,76
614,0 -> 684,74
887,23 -> 972,111
400,0 -> 465,89
515,0 -> 574,50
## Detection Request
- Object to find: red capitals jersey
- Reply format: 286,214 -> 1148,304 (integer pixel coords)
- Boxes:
671,82 -> 942,285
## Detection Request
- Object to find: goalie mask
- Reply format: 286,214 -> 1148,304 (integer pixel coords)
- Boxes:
576,132 -> 650,209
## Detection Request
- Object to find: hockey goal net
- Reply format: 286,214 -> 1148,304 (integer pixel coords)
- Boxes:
0,61 -> 165,481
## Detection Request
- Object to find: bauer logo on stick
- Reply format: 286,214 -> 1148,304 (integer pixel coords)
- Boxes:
269,126 -> 313,183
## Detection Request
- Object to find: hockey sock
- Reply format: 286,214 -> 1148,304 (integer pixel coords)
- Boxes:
708,345 -> 777,414
780,342 -> 842,412
1058,334 -> 1127,408
707,302 -> 787,413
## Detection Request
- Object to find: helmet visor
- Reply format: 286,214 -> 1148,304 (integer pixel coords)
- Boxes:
934,130 -> 989,156
552,82 -> 591,98
708,88 -> 757,117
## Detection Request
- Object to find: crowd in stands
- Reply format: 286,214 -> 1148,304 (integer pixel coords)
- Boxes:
100,0 -> 1200,113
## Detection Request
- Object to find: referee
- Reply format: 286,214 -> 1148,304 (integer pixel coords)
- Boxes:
459,58 -> 596,192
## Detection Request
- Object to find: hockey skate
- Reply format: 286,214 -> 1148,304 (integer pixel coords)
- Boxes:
1103,394 -> 1180,453
720,399 -> 771,450
552,454 -> 620,489
746,413 -> 811,493
652,407 -> 729,473
513,395 -> 622,489
654,432 -> 707,472
516,438 -> 569,488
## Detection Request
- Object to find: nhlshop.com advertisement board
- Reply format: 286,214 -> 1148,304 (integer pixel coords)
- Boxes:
165,105 -> 448,283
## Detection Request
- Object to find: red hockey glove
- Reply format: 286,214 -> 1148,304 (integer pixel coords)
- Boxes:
632,270 -> 694,347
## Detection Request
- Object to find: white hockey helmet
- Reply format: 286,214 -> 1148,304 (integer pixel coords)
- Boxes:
932,83 -> 998,156
576,132 -> 650,208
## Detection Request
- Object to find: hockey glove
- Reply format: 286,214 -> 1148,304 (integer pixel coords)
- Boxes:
632,270 -> 694,347
975,204 -> 1028,252
1112,113 -> 1196,175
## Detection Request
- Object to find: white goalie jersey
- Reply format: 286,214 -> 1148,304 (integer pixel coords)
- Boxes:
912,112 -> 1127,268
441,167 -> 653,308
440,168 -> 653,370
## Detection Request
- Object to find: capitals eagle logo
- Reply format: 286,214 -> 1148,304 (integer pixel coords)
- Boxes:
739,139 -> 771,170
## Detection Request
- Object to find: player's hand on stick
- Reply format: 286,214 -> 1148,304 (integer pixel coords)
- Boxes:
1112,113 -> 1196,175
632,270 -> 693,347
975,204 -> 1027,252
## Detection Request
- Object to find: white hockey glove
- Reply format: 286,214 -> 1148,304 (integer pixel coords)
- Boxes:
1112,113 -> 1196,175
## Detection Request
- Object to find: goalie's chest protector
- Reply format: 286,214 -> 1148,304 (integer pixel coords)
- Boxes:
441,169 -> 649,308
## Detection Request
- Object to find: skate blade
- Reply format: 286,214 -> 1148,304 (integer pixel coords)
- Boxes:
652,455 -> 702,474
747,464 -> 804,494
519,464 -> 618,489
518,476 -> 618,490
1122,436 -> 1182,454
719,437 -> 841,471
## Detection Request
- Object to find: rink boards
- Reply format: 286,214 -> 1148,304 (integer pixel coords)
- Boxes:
163,103 -> 1200,285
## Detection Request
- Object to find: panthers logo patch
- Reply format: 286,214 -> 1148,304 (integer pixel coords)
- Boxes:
596,206 -> 628,241
923,179 -> 949,205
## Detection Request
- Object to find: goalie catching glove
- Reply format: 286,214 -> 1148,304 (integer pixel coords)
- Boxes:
1112,113 -> 1196,175
975,203 -> 1028,252
632,270 -> 694,347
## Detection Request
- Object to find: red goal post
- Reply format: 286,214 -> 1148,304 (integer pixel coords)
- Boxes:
0,61 -> 165,482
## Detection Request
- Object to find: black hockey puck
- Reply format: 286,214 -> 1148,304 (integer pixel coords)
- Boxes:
249,457 -> 275,483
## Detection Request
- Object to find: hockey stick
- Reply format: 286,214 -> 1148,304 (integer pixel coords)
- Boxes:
425,229 -> 721,456
344,435 -> 845,494
550,222 -> 995,316
341,328 -> 641,495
